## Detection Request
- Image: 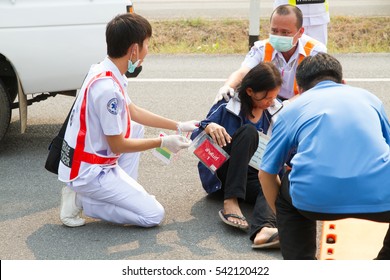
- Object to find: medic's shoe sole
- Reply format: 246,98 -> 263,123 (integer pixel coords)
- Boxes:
61,216 -> 86,227
60,186 -> 86,227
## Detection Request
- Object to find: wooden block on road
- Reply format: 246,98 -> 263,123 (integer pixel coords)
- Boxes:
319,218 -> 388,260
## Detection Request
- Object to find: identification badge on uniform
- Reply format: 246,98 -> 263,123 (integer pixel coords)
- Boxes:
61,140 -> 74,168
107,98 -> 119,115
296,0 -> 325,4
249,132 -> 270,170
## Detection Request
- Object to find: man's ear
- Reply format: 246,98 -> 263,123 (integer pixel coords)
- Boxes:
134,43 -> 139,54
295,27 -> 304,39
297,86 -> 305,94
127,43 -> 138,56
341,79 -> 346,85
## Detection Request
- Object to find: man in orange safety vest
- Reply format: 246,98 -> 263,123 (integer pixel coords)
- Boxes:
215,4 -> 327,103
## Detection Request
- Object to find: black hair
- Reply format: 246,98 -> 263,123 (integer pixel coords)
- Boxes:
271,4 -> 303,30
238,62 -> 282,119
296,53 -> 343,92
106,13 -> 152,58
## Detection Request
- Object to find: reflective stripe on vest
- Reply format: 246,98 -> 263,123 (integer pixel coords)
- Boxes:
69,71 -> 131,180
288,0 -> 328,12
263,39 -> 316,95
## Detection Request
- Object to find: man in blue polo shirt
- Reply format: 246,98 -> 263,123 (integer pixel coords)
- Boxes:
259,53 -> 390,260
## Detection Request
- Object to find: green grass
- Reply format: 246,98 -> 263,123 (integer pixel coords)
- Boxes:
149,16 -> 390,54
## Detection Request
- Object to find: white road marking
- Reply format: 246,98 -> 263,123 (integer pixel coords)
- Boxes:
129,78 -> 390,82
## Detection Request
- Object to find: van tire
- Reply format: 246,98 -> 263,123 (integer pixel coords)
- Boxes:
0,80 -> 11,143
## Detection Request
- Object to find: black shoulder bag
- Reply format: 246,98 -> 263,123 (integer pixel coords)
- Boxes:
44,103 -> 74,174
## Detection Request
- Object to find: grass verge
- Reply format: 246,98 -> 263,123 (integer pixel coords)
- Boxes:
149,16 -> 390,54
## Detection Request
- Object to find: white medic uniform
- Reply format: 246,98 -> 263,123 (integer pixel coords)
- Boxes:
274,0 -> 330,45
242,34 -> 327,100
58,57 -> 164,227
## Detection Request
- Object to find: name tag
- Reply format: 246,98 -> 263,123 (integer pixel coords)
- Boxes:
61,140 -> 74,168
296,0 -> 325,4
249,132 -> 270,171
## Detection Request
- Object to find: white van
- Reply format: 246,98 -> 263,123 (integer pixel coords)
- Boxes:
0,0 -> 133,142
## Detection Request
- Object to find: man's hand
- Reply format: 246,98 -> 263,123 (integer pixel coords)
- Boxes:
213,85 -> 235,104
160,135 -> 191,153
177,120 -> 199,133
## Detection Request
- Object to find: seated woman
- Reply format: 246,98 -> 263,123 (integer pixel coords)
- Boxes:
191,62 -> 283,248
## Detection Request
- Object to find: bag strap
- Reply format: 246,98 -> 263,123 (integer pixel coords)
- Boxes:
58,101 -> 75,138
57,72 -> 89,139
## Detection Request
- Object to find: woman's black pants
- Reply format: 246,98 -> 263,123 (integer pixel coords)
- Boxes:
216,124 -> 277,240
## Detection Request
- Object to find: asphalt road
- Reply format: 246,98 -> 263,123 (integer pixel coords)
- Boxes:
0,53 -> 389,260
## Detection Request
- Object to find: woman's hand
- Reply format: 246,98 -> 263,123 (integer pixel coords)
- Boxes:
205,123 -> 232,147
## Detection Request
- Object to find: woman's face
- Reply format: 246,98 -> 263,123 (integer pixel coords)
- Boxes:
246,87 -> 280,109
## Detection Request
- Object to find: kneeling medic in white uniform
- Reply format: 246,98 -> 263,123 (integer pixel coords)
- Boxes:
58,13 -> 198,228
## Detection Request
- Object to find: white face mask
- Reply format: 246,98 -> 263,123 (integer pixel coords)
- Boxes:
127,45 -> 140,74
269,32 -> 298,52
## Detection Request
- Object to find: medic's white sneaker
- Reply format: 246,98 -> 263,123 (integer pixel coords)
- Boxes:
60,186 -> 85,227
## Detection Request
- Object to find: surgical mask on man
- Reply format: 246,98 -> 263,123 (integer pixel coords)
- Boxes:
126,65 -> 142,78
127,44 -> 141,74
127,59 -> 140,74
269,32 -> 298,52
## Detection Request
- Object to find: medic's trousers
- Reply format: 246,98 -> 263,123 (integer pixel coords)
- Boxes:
67,122 -> 165,227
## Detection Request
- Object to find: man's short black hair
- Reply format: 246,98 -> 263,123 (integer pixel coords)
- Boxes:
271,4 -> 303,30
296,53 -> 343,92
106,13 -> 152,58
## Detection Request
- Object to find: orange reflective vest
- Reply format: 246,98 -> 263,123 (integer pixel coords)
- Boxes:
263,39 -> 317,95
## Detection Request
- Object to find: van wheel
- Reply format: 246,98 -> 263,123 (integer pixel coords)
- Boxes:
0,80 -> 11,142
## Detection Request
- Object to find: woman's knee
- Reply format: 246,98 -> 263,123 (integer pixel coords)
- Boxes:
240,123 -> 258,135
234,124 -> 258,141
232,124 -> 259,152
